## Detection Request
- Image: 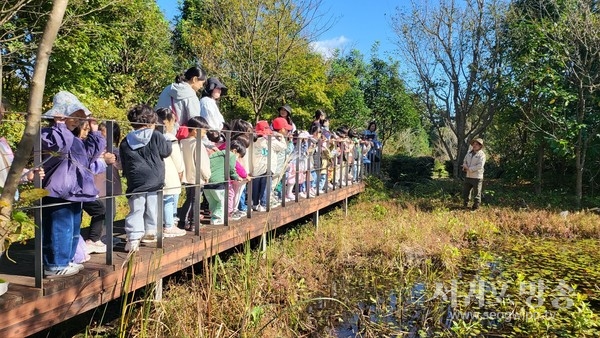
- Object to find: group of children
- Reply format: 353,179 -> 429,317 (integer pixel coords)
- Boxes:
13,66 -> 379,277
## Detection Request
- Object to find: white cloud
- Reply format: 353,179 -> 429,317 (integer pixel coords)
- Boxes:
310,36 -> 350,59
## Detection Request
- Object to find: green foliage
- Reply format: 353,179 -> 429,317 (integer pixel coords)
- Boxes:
362,46 -> 421,147
499,0 -> 600,205
383,155 -> 435,186
4,0 -> 176,111
0,113 -> 25,149
1,187 -> 48,256
326,49 -> 370,130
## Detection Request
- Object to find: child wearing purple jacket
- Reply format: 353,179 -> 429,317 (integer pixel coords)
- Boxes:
41,91 -> 105,278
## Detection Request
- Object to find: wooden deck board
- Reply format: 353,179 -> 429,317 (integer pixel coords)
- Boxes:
0,183 -> 363,337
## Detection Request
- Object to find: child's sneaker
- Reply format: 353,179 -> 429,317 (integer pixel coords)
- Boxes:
163,227 -> 186,237
69,262 -> 85,271
253,205 -> 267,212
141,233 -> 158,243
44,265 -> 80,278
85,239 -> 107,254
230,211 -> 243,221
124,240 -> 140,252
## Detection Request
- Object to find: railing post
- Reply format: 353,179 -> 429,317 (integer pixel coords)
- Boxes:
34,124 -> 43,288
320,140 -> 327,194
295,139 -> 301,201
194,129 -> 202,236
266,135 -> 272,211
224,131 -> 231,225
156,124 -> 164,249
105,120 -> 115,265
246,140 -> 253,218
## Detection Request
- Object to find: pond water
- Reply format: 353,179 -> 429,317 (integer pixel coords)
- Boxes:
326,238 -> 600,337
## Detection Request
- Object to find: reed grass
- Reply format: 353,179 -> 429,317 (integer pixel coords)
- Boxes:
113,178 -> 600,337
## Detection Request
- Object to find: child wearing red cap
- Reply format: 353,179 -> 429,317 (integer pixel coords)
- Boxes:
250,120 -> 286,211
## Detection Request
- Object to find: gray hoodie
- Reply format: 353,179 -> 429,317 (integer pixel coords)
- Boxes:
155,82 -> 201,125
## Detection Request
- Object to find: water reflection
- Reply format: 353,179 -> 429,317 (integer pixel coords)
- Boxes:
325,238 -> 600,337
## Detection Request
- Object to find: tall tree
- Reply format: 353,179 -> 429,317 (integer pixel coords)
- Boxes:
2,0 -> 175,111
180,0 -> 331,121
326,49 -> 370,130
0,0 -> 68,252
362,45 -> 421,147
46,0 -> 175,108
502,0 -> 600,207
392,0 -> 506,177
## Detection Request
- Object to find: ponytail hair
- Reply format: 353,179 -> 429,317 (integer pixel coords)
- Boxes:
175,66 -> 207,84
155,107 -> 175,124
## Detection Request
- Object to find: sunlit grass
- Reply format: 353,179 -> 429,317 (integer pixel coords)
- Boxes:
114,178 -> 600,337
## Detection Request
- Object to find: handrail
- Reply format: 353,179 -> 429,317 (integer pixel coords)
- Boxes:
0,116 -> 380,289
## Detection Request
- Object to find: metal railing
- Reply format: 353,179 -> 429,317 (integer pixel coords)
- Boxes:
0,113 -> 378,288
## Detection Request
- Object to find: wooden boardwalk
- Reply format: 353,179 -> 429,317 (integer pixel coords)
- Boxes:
0,182 -> 364,337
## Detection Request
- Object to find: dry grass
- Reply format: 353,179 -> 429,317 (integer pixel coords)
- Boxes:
122,185 -> 600,337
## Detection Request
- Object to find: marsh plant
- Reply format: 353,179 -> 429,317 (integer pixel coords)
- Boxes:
114,179 -> 600,337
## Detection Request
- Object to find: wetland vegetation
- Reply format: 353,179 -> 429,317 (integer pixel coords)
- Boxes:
90,177 -> 600,338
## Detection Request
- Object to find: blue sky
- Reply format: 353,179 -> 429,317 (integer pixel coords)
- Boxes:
155,0 -> 412,58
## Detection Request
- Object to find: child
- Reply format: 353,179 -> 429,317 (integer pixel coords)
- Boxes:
82,121 -> 120,255
309,124 -> 330,193
179,116 -> 212,230
270,117 -> 294,204
156,108 -> 186,237
120,104 -> 172,252
250,121 -> 286,211
41,91 -> 105,277
204,140 -> 244,225
229,119 -> 253,216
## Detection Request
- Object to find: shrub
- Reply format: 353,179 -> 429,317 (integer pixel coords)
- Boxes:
384,155 -> 435,186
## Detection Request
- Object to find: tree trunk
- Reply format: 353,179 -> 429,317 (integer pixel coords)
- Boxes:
0,0 -> 69,249
535,141 -> 544,195
575,129 -> 583,209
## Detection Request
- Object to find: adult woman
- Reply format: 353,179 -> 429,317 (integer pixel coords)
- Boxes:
363,121 -> 378,142
275,104 -> 296,132
200,77 -> 228,131
311,109 -> 326,132
156,66 -> 207,130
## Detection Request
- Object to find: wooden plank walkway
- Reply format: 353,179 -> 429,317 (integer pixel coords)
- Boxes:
0,182 -> 364,337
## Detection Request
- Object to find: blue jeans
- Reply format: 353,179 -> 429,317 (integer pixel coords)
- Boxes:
252,175 -> 267,207
239,185 -> 247,211
125,192 -> 158,241
311,171 -> 327,190
42,197 -> 82,270
164,194 -> 179,228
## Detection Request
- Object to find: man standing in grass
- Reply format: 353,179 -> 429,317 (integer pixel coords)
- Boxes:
462,138 -> 486,210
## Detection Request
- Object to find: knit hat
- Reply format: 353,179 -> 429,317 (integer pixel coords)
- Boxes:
43,91 -> 91,118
